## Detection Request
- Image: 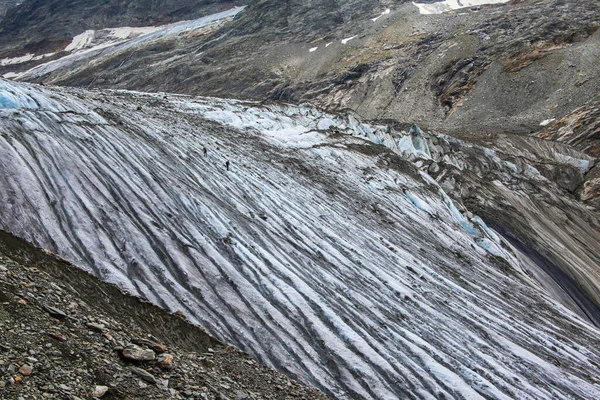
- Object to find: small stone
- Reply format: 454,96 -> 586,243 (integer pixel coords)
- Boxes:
131,367 -> 157,384
156,353 -> 174,369
104,333 -> 116,344
236,392 -> 249,399
19,365 -> 33,376
86,322 -> 105,332
122,345 -> 156,361
43,304 -> 67,319
49,332 -> 66,341
93,385 -> 109,398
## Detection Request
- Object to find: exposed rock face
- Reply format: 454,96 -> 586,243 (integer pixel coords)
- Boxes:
1,79 -> 600,399
226,0 -> 400,40
534,96 -> 600,207
0,0 -> 20,18
2,0 -> 598,136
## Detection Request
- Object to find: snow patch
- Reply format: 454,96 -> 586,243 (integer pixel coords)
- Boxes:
0,52 -> 54,67
540,118 -> 556,127
371,8 -> 391,22
341,36 -> 356,44
413,0 -> 510,15
65,30 -> 96,52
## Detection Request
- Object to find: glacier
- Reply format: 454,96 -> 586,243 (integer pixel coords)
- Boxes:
1,79 -> 600,399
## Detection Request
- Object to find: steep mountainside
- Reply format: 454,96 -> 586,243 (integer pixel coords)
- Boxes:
2,0 -> 598,136
534,95 -> 600,208
0,0 -> 245,57
1,79 -> 600,399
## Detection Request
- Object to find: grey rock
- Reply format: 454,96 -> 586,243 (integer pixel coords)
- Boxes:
86,322 -> 105,332
130,367 -> 157,384
122,345 -> 156,361
18,364 -> 33,376
43,304 -> 67,319
57,384 -> 71,391
428,162 -> 440,174
92,385 -> 109,398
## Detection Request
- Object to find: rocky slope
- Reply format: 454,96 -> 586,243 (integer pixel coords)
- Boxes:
0,0 -> 245,58
0,229 -> 326,399
534,95 -> 600,208
2,0 -> 598,136
0,0 -> 19,17
1,79 -> 600,399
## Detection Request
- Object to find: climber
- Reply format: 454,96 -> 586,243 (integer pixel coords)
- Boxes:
203,147 -> 208,156
225,160 -> 230,171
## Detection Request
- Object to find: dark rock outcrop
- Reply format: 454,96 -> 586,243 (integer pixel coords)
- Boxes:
0,0 -> 20,18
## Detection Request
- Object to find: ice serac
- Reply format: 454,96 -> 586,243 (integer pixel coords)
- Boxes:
1,79 -> 600,399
